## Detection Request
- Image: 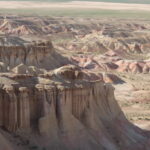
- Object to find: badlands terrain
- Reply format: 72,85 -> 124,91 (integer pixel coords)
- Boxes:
0,14 -> 149,150
0,1 -> 149,150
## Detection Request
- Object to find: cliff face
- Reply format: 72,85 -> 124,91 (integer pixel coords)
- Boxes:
0,65 -> 149,150
0,39 -> 69,72
0,36 -> 149,150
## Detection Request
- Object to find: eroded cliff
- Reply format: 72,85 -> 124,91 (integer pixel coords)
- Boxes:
0,32 -> 149,150
0,36 -> 69,72
0,64 -> 149,150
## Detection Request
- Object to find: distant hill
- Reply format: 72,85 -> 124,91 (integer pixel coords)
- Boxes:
84,0 -> 150,4
0,0 -> 150,4
85,0 -> 150,4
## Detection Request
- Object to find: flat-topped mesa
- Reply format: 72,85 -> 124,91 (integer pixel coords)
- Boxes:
0,64 -> 149,150
0,37 -> 69,72
0,65 -> 90,132
0,40 -> 53,67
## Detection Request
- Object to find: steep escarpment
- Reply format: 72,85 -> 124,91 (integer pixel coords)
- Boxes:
0,36 -> 69,73
0,16 -> 150,150
0,65 -> 149,150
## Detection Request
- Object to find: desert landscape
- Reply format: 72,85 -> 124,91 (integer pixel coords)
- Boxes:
0,1 -> 150,150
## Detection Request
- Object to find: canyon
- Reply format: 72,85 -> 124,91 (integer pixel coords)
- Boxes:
0,15 -> 149,150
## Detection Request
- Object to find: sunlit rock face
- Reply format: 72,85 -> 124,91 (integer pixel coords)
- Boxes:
0,63 -> 149,150
71,53 -> 150,74
0,37 -> 69,72
0,19 -> 149,149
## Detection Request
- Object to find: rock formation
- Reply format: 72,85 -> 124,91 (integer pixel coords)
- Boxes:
0,63 -> 150,150
72,52 -> 150,74
0,36 -> 69,73
0,16 -> 150,150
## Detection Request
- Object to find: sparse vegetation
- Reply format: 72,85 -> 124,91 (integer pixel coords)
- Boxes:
0,8 -> 150,19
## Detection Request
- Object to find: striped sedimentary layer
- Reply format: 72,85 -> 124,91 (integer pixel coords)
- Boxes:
0,65 -> 149,150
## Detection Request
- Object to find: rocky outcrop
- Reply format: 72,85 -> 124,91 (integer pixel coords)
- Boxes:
0,18 -> 43,35
1,16 -> 150,55
0,38 -> 69,72
0,65 -> 149,150
115,60 -> 150,73
72,53 -> 150,74
0,16 -> 150,150
103,73 -> 125,84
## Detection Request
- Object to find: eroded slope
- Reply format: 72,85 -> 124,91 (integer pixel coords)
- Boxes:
0,16 -> 150,150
